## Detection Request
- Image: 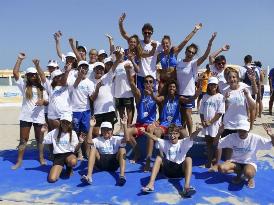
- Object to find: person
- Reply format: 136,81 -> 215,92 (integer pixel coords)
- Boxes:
42,113 -> 83,183
68,37 -> 88,62
199,77 -> 225,168
215,121 -> 274,189
197,64 -> 211,110
98,49 -> 108,63
208,44 -> 230,93
156,23 -> 202,95
268,67 -> 274,115
177,32 -> 217,135
11,53 -> 48,170
80,115 -> 129,186
141,124 -> 201,197
119,12 -> 162,91
253,61 -> 264,118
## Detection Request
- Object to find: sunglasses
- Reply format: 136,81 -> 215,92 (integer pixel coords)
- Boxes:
217,62 -> 226,66
26,73 -> 37,77
187,50 -> 196,55
143,31 -> 153,35
144,80 -> 153,84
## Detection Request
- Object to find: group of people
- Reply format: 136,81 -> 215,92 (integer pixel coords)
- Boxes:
11,13 -> 274,197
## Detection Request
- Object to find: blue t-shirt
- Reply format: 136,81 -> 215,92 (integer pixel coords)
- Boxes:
269,68 -> 274,87
160,96 -> 182,127
158,47 -> 177,69
136,92 -> 156,124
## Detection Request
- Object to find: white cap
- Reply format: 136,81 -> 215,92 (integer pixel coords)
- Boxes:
25,67 -> 37,74
60,113 -> 72,122
113,47 -> 125,54
208,77 -> 219,85
47,60 -> 59,68
98,49 -> 107,56
78,60 -> 89,67
104,57 -> 113,64
77,45 -> 87,53
65,52 -> 76,59
100,121 -> 112,129
51,69 -> 63,79
94,62 -> 105,69
237,120 -> 250,131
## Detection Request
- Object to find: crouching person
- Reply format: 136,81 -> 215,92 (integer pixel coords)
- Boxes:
42,113 -> 82,183
216,121 -> 274,188
81,115 -> 129,186
141,124 -> 201,197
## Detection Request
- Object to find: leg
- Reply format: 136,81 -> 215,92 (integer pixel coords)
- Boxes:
48,165 -> 63,183
34,125 -> 46,165
125,105 -> 134,125
117,148 -> 126,177
182,157 -> 192,189
86,147 -> 99,179
145,156 -> 162,190
243,164 -> 256,188
205,136 -> 214,168
144,124 -> 156,172
12,125 -> 31,170
218,161 -> 241,183
269,92 -> 274,115
182,108 -> 193,135
127,127 -> 141,163
65,154 -> 78,177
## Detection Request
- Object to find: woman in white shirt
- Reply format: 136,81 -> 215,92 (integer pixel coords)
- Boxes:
12,53 -> 48,170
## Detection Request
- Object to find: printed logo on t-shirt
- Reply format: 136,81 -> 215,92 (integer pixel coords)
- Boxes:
233,146 -> 252,153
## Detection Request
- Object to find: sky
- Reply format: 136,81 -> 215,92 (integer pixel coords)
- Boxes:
0,0 -> 274,71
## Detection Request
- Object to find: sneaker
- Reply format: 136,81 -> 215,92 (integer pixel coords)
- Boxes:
181,186 -> 196,198
118,176 -> 126,186
81,175 -> 92,185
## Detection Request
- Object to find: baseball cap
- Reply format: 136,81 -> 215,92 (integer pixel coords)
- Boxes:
94,62 -> 105,69
237,120 -> 250,131
25,67 -> 37,74
208,77 -> 219,85
60,113 -> 72,122
47,60 -> 59,68
65,52 -> 76,59
51,69 -> 63,79
98,49 -> 107,56
78,60 -> 89,67
104,57 -> 113,64
100,121 -> 112,129
113,47 -> 125,54
77,45 -> 87,53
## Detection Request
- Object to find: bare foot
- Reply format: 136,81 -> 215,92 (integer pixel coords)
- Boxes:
205,162 -> 212,169
11,161 -> 22,170
247,178 -> 255,188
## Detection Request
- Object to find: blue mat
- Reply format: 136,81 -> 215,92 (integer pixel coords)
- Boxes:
0,149 -> 273,204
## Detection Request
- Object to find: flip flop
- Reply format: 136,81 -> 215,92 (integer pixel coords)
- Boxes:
141,186 -> 154,193
81,175 -> 92,185
181,186 -> 196,198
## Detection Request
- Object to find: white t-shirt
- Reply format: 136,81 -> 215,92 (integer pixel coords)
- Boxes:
176,59 -> 198,96
218,133 -> 272,170
157,137 -> 193,164
139,40 -> 162,78
88,63 -> 95,82
113,61 -> 135,98
92,135 -> 125,154
15,78 -> 48,124
44,79 -> 72,120
209,65 -> 227,92
69,77 -> 95,112
199,93 -> 225,137
43,129 -> 79,154
92,71 -> 115,115
223,83 -> 252,130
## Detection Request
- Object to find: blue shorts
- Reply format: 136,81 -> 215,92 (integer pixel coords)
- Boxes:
181,95 -> 195,109
137,75 -> 156,93
72,110 -> 91,134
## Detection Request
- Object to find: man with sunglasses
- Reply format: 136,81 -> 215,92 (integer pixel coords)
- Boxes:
119,13 -> 162,91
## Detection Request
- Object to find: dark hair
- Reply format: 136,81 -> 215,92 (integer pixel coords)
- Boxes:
162,35 -> 171,44
186,43 -> 198,54
142,23 -> 153,33
168,124 -> 180,133
215,55 -> 226,63
244,55 -> 252,64
57,120 -> 73,143
144,75 -> 154,81
254,61 -> 262,68
206,83 -> 219,95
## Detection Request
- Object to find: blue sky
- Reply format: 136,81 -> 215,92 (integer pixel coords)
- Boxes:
1,0 -> 274,70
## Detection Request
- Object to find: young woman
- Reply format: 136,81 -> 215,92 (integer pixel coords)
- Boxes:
42,113 -> 83,183
12,53 -> 48,170
177,32 -> 217,135
199,77 -> 225,168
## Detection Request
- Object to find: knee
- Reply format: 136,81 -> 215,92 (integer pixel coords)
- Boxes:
244,167 -> 255,178
155,156 -> 162,163
67,158 -> 77,167
154,128 -> 163,138
48,175 -> 58,183
218,164 -> 226,173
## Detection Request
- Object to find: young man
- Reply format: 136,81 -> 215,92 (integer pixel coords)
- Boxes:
268,67 -> 274,115
80,116 -> 129,186
216,121 -> 274,188
141,124 -> 201,197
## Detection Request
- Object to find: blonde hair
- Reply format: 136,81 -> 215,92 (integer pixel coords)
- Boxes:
25,75 -> 44,100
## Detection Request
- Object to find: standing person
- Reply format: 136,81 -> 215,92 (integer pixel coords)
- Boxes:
42,113 -> 83,183
177,32 -> 217,135
80,115 -> 129,186
199,77 -> 225,168
119,12 -> 162,91
254,61 -> 264,118
97,50 -> 108,63
141,125 -> 201,197
197,64 -> 211,110
215,122 -> 274,189
12,53 -> 48,170
68,37 -> 87,62
157,23 -> 202,95
268,67 -> 274,115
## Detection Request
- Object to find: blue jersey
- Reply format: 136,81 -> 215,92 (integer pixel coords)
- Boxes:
160,96 -> 182,127
136,93 -> 157,124
158,48 -> 177,69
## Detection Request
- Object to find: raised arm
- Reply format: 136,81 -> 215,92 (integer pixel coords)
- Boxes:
189,127 -> 202,140
87,116 -> 96,144
263,123 -> 274,146
141,128 -> 158,141
127,54 -> 140,73
105,34 -> 115,55
173,23 -> 202,55
141,41 -> 157,58
54,31 -> 63,60
73,68 -> 85,88
124,62 -> 141,102
120,114 -> 130,143
60,64 -> 72,86
13,53 -> 26,81
118,13 -> 130,42
69,38 -> 83,61
209,44 -> 230,65
197,32 -> 217,66
32,59 -> 47,83
243,88 -> 256,110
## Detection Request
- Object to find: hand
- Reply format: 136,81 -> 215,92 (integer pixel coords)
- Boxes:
127,53 -> 135,62
35,99 -> 44,106
79,133 -> 87,143
209,32 -> 217,43
53,30 -> 62,41
121,114 -> 128,126
194,23 -> 202,31
151,41 -> 157,49
96,80 -> 103,89
18,52 -> 26,60
144,88 -> 153,96
119,12 -> 126,23
222,44 -> 230,51
224,91 -> 230,100
217,124 -> 224,135
139,127 -> 145,133
105,34 -> 113,40
263,123 -> 273,137
246,69 -> 256,82
77,67 -> 86,79
68,38 -> 75,45
64,63 -> 72,72
32,59 -> 39,67
124,62 -> 132,71
242,88 -> 249,96
194,85 -> 202,98
41,124 -> 48,133
90,116 -> 96,127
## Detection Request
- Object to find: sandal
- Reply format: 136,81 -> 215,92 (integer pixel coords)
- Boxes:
81,175 -> 92,185
181,186 -> 196,198
141,186 -> 154,193
118,176 -> 126,186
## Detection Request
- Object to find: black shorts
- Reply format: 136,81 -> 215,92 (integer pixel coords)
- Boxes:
20,120 -> 43,128
94,111 -> 117,127
96,153 -> 119,171
221,129 -> 237,138
53,152 -> 75,166
115,97 -> 134,109
161,158 -> 184,178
